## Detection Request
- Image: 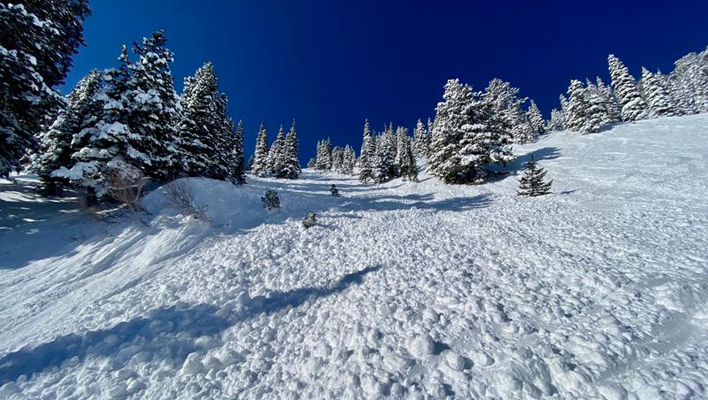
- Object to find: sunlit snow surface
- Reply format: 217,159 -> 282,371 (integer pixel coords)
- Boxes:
1,115 -> 707,399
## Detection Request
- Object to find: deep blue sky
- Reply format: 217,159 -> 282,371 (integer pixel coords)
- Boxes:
61,0 -> 708,162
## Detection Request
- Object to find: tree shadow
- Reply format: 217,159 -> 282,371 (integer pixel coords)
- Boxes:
504,147 -> 562,174
0,266 -> 381,385
339,193 -> 493,213
239,266 -> 381,318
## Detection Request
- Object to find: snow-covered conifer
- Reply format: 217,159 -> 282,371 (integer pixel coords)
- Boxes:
526,100 -> 546,136
412,119 -> 429,158
547,109 -> 564,132
398,136 -> 418,181
0,0 -> 91,176
307,158 -> 316,168
315,138 -> 332,171
252,121 -> 269,176
331,146 -> 344,172
641,67 -> 676,117
268,125 -> 286,175
341,145 -> 356,175
608,54 -> 648,122
484,78 -> 532,143
583,80 -> 612,133
229,120 -> 246,184
374,125 -> 397,183
32,70 -> 102,194
280,120 -> 301,179
564,80 -> 588,132
359,120 -> 375,182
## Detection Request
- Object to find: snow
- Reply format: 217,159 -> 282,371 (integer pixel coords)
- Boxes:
1,115 -> 708,399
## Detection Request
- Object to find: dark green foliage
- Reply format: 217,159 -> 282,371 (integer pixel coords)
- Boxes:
518,159 -> 552,197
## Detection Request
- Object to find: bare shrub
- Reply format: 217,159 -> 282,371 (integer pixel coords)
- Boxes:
105,166 -> 148,226
164,180 -> 209,221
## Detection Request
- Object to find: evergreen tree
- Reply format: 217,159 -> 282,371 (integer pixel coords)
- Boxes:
229,119 -> 246,184
247,154 -> 255,171
484,78 -> 531,143
374,126 -> 397,183
547,109 -> 565,132
583,80 -> 612,133
399,136 -> 418,181
341,145 -> 356,175
668,48 -> 708,114
315,138 -> 332,170
412,119 -> 429,158
641,67 -> 676,117
127,30 -> 179,179
394,126 -> 409,174
596,77 -> 621,122
608,54 -> 648,122
175,62 -> 225,178
32,70 -> 102,194
307,157 -> 316,168
358,119 -> 374,182
331,146 -> 344,172
564,80 -> 589,132
280,120 -> 300,179
252,121 -> 269,176
268,124 -> 286,175
518,159 -> 552,197
0,0 -> 91,176
526,100 -> 546,136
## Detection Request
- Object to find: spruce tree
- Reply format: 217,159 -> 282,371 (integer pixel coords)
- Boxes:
583,80 -> 611,133
341,145 -> 356,175
32,70 -> 103,194
399,136 -> 418,181
358,119 -> 375,182
315,138 -> 332,171
564,80 -> 589,132
526,100 -> 546,136
307,158 -> 316,168
374,126 -> 397,183
280,120 -> 300,179
127,30 -> 179,179
252,121 -> 269,176
229,119 -> 246,184
641,67 -> 676,117
175,62 -> 225,178
331,146 -> 344,172
412,119 -> 429,158
0,0 -> 91,176
518,159 -> 552,197
484,78 -> 531,143
596,77 -> 621,122
268,124 -> 286,175
608,54 -> 648,122
547,109 -> 565,132
394,126 -> 409,173
429,79 -> 475,183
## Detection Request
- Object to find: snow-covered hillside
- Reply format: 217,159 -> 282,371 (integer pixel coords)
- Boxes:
1,115 -> 707,399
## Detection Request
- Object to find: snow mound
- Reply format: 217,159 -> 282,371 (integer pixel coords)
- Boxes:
1,114 -> 708,399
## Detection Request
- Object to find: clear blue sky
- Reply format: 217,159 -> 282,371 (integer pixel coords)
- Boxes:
61,0 -> 708,163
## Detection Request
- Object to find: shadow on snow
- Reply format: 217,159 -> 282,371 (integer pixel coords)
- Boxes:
0,266 -> 380,385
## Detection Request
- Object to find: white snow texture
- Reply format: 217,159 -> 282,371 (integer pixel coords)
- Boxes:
0,114 -> 707,399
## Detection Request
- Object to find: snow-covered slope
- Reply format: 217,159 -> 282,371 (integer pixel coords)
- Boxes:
1,115 -> 707,399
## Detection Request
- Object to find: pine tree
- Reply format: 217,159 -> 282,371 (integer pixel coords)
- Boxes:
229,119 -> 246,184
358,120 -> 374,182
608,54 -> 648,122
429,79 -> 475,183
174,62 -> 226,178
252,121 -> 269,176
583,80 -> 612,133
315,138 -> 332,171
341,145 -> 356,175
641,67 -> 676,117
127,30 -> 179,179
0,0 -> 91,176
668,48 -> 708,114
412,119 -> 428,158
394,126 -> 409,175
399,136 -> 418,181
564,80 -> 589,132
307,158 -> 316,168
484,78 -> 531,143
280,120 -> 300,179
374,126 -> 397,183
268,124 -> 286,175
526,100 -> 546,136
547,109 -> 564,132
331,146 -> 344,172
596,77 -> 621,122
518,159 -> 552,197
30,70 -> 102,194
247,154 -> 255,171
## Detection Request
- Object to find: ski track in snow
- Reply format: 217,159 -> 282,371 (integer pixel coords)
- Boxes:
0,115 -> 707,399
